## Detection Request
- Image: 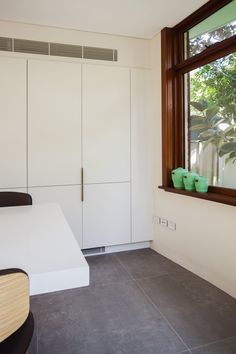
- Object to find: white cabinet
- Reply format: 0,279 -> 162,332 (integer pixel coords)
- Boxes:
28,60 -> 82,187
0,56 -> 153,250
82,64 -> 130,184
29,185 -> 83,247
82,64 -> 131,248
27,59 -> 83,247
131,69 -> 153,242
0,57 -> 27,189
83,183 -> 131,248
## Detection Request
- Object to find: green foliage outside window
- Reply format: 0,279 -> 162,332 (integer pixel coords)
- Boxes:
189,52 -> 236,165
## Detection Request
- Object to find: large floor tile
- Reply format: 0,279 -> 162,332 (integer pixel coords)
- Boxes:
29,249 -> 236,354
192,336 -> 236,354
34,281 -> 187,354
138,271 -> 236,348
116,249 -> 185,279
86,254 -> 131,286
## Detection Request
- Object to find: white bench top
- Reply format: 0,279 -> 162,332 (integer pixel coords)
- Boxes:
0,203 -> 89,295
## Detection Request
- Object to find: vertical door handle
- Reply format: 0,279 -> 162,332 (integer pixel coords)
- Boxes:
81,167 -> 84,202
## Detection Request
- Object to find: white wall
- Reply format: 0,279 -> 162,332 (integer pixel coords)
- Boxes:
150,32 -> 236,299
0,20 -> 150,68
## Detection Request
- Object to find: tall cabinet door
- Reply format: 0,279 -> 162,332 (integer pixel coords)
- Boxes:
28,59 -> 82,186
82,64 -> 130,184
28,59 -> 83,246
0,57 -> 27,189
131,69 -> 153,242
82,64 -> 131,248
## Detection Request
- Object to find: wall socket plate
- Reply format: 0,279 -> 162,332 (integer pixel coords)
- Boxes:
159,218 -> 168,227
154,216 -> 176,231
168,220 -> 176,231
152,216 -> 160,224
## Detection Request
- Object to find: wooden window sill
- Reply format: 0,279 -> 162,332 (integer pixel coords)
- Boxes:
158,186 -> 236,207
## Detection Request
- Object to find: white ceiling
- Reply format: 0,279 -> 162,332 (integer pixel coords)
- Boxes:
0,0 -> 208,39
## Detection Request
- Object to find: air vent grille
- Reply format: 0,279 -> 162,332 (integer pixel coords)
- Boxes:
83,46 -> 114,61
14,39 -> 49,55
0,37 -> 118,62
50,43 -> 82,58
82,247 -> 105,256
0,37 -> 12,51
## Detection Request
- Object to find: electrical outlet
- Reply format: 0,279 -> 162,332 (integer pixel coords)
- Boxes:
152,216 -> 160,224
159,218 -> 168,227
168,220 -> 176,231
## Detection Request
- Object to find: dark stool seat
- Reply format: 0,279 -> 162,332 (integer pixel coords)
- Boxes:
0,192 -> 32,207
0,312 -> 34,354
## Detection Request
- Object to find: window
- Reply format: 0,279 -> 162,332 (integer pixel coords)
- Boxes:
184,0 -> 236,58
185,52 -> 236,189
161,0 -> 236,206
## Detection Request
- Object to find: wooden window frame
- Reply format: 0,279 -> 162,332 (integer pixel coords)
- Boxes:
160,0 -> 236,207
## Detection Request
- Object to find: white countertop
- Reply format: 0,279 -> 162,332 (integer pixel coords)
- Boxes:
0,203 -> 89,294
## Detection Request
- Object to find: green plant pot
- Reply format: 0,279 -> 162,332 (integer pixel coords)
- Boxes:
183,172 -> 199,191
172,168 -> 188,189
195,176 -> 209,193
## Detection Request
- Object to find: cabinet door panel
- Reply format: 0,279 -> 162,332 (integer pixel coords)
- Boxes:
28,60 -> 81,186
0,57 -> 27,189
131,69 -> 153,242
82,65 -> 130,184
83,183 -> 131,248
29,185 -> 82,247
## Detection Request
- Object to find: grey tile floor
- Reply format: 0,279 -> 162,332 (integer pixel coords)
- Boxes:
29,248 -> 236,354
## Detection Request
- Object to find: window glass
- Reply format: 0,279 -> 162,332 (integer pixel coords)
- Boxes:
184,0 -> 236,59
185,52 -> 236,188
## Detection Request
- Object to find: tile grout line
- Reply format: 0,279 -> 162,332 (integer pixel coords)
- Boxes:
134,281 -> 193,354
87,277 -> 134,289
188,334 -> 236,352
114,254 -> 192,354
124,269 -> 186,283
